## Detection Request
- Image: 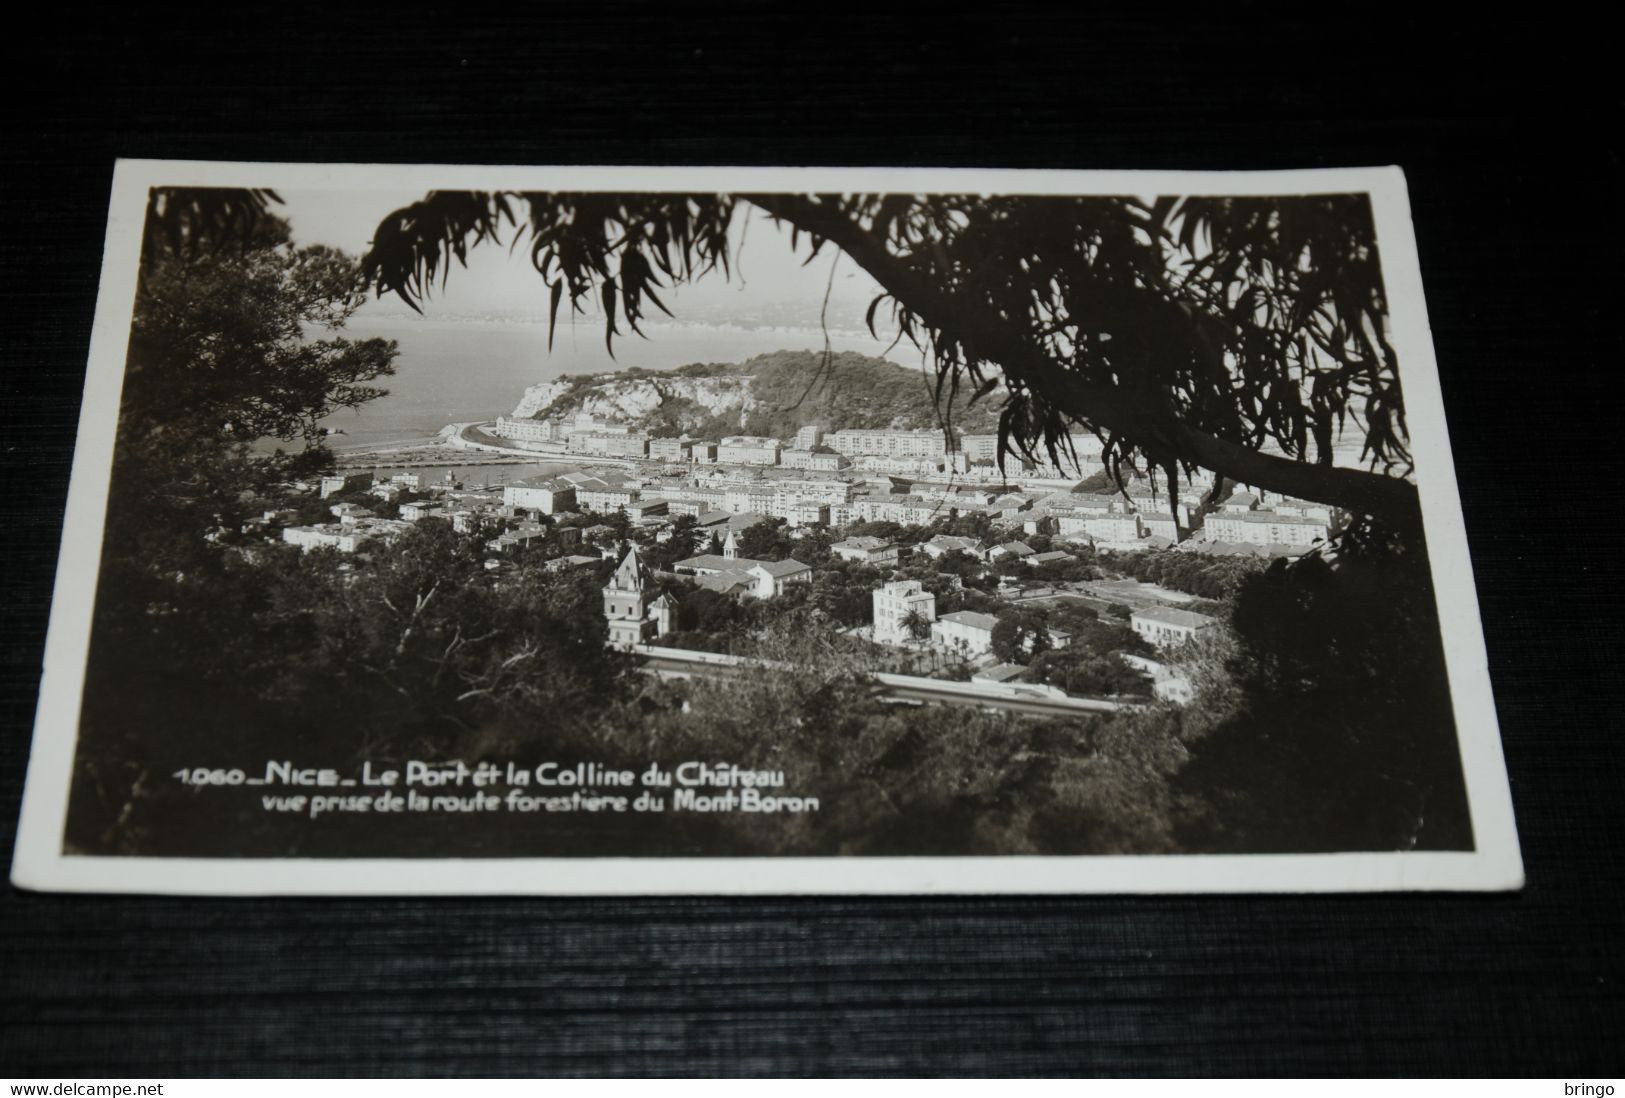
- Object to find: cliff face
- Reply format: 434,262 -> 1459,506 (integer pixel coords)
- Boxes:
512,375 -> 757,422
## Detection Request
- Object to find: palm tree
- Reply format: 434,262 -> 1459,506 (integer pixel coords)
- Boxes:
901,608 -> 932,642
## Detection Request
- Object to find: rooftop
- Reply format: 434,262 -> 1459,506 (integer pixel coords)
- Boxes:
694,572 -> 756,595
1211,511 -> 1325,526
675,553 -> 739,573
750,558 -> 812,578
938,610 -> 999,631
1132,606 -> 1219,629
512,476 -> 577,491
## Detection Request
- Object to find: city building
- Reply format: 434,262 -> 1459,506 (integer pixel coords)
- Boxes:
851,454 -> 945,477
779,448 -> 820,470
931,610 -> 999,659
851,495 -> 941,526
740,559 -> 814,598
1137,511 -> 1180,540
491,526 -> 549,553
577,480 -> 639,514
774,502 -> 830,528
1202,511 -> 1328,547
329,502 -> 374,522
672,530 -> 813,600
1266,498 -> 1332,522
920,534 -> 981,559
282,518 -> 410,554
1061,513 -> 1141,544
564,413 -> 632,437
830,536 -> 899,566
1131,606 -> 1219,648
723,485 -> 778,516
829,428 -> 949,458
319,472 -> 372,499
567,431 -> 649,458
872,580 -> 937,646
960,434 -> 1000,463
647,437 -> 693,462
987,541 -> 1036,562
776,479 -> 852,506
662,498 -> 708,518
492,416 -> 558,443
716,436 -> 781,465
503,477 -> 578,515
398,501 -> 443,522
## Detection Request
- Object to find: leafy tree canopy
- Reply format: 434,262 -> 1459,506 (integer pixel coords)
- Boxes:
991,608 -> 1053,665
106,188 -> 399,587
130,188 -> 396,448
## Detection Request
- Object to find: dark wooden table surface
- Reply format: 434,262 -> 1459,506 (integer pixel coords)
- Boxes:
2,9 -> 1620,1077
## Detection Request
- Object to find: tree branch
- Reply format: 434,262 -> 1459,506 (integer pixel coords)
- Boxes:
743,194 -> 1423,534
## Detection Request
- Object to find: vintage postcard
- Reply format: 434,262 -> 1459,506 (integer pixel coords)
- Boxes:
10,161 -> 1521,893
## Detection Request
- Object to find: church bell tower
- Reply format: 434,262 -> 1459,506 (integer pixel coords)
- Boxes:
603,545 -> 669,650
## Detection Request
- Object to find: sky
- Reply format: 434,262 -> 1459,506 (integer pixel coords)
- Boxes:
273,188 -> 890,328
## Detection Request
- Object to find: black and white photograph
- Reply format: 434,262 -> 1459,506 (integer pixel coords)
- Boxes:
10,162 -> 1520,893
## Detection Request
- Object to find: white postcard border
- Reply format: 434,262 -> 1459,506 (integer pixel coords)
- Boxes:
10,160 -> 1523,894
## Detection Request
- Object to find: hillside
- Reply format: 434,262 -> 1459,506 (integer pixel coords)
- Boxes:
510,350 -> 1005,438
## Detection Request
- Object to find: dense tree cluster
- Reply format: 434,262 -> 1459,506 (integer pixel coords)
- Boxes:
1172,545 -> 1471,852
1096,547 -> 1265,601
105,195 -> 397,592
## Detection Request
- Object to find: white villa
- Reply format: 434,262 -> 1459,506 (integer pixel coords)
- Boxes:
872,580 -> 937,646
931,610 -> 999,659
1131,606 -> 1219,648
